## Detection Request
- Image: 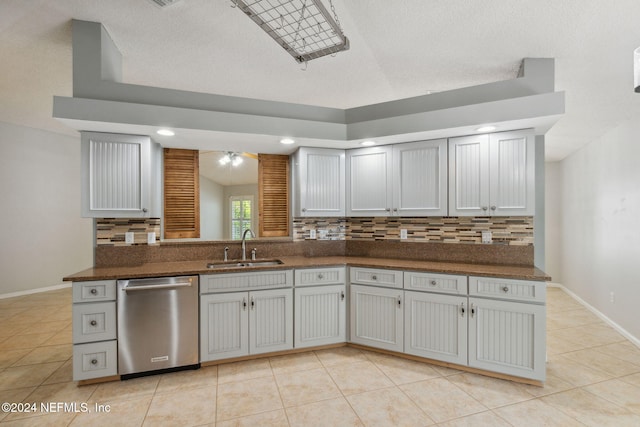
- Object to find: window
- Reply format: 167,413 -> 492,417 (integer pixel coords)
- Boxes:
230,195 -> 254,240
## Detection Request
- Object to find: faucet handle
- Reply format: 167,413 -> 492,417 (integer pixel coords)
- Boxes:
251,248 -> 257,261
224,246 -> 229,262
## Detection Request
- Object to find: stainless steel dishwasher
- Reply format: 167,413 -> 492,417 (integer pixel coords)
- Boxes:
117,275 -> 199,378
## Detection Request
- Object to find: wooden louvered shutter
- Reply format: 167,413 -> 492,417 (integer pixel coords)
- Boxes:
258,154 -> 290,237
164,148 -> 200,239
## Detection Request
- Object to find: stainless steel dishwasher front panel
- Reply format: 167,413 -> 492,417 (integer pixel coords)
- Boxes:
117,276 -> 199,376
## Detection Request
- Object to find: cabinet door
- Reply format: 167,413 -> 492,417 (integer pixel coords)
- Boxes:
350,284 -> 403,352
346,146 -> 393,216
81,132 -> 153,218
393,139 -> 448,216
200,292 -> 249,362
468,297 -> 546,381
295,285 -> 346,348
448,134 -> 490,216
404,291 -> 467,365
296,148 -> 345,217
249,288 -> 293,355
489,131 -> 535,216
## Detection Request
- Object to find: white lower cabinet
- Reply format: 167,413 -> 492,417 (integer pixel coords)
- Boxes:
201,288 -> 293,362
350,284 -> 403,352
294,284 -> 346,348
468,296 -> 546,380
404,291 -> 467,365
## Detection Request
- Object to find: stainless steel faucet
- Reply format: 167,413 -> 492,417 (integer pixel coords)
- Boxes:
223,246 -> 229,262
241,229 -> 256,261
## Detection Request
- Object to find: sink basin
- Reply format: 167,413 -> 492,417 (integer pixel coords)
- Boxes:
206,259 -> 284,269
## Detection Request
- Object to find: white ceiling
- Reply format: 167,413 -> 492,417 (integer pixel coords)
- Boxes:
2,0 -> 640,161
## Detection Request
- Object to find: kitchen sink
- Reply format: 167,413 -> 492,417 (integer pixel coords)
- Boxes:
206,259 -> 284,269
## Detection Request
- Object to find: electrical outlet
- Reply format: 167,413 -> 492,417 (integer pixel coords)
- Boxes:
400,229 -> 407,240
610,292 -> 615,303
318,229 -> 328,239
125,232 -> 134,244
309,229 -> 316,239
147,232 -> 156,245
482,231 -> 492,244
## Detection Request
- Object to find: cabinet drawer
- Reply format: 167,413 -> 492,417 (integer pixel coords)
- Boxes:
469,276 -> 546,303
404,272 -> 467,295
72,302 -> 117,343
349,267 -> 403,289
72,280 -> 116,303
200,270 -> 293,294
295,267 -> 345,286
73,340 -> 117,381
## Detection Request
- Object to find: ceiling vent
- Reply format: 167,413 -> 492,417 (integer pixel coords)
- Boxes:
147,0 -> 183,8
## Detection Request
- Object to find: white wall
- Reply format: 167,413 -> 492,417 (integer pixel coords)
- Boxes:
558,119 -> 640,340
544,161 -> 562,281
200,175 -> 224,240
0,122 -> 93,295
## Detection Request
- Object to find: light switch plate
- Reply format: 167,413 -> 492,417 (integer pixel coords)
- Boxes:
400,229 -> 408,240
147,232 -> 156,245
318,229 -> 328,239
481,231 -> 492,244
309,229 -> 316,239
125,232 -> 134,244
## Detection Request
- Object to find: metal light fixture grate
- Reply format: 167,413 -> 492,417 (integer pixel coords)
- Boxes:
232,0 -> 349,63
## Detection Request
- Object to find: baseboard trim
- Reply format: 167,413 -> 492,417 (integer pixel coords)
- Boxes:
549,282 -> 640,348
0,282 -> 71,299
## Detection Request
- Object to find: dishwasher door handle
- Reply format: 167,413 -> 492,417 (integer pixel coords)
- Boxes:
123,282 -> 193,292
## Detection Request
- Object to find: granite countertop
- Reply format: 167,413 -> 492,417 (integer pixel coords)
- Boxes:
64,255 -> 550,282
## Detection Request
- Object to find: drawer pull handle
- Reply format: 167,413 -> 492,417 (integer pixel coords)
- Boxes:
90,359 -> 98,365
430,280 -> 437,286
90,320 -> 97,326
372,275 -> 377,281
90,288 -> 98,295
502,286 -> 509,293
318,274 -> 324,279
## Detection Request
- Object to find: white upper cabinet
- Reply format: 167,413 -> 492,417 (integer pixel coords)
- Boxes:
392,140 -> 448,216
293,147 -> 345,217
346,146 -> 393,216
81,132 -> 160,218
347,140 -> 447,217
448,130 -> 535,216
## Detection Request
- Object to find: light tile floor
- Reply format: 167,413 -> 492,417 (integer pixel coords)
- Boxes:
1,286 -> 640,426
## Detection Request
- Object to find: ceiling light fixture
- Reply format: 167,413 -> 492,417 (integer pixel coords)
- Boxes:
360,140 -> 376,146
231,0 -> 349,64
156,129 -> 175,136
219,152 -> 244,167
476,126 -> 496,132
280,138 -> 295,145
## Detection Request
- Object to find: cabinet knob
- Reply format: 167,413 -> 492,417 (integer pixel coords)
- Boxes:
371,275 -> 378,281
393,208 -> 398,212
318,273 -> 324,279
302,208 -> 306,212
90,288 -> 98,295
502,286 -> 509,293
430,280 -> 437,286
397,296 -> 402,307
385,208 -> 391,212
482,206 -> 488,211
90,320 -> 97,326
341,291 -> 345,301
142,208 -> 148,213
460,302 -> 465,317
90,359 -> 98,365
491,206 -> 497,211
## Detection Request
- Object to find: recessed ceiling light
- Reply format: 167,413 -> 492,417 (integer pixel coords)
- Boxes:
360,140 -> 376,146
280,138 -> 295,145
156,129 -> 175,136
476,126 -> 496,132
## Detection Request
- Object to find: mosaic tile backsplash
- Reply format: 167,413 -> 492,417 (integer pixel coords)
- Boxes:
96,216 -> 533,246
97,218 -> 160,246
293,217 -> 534,246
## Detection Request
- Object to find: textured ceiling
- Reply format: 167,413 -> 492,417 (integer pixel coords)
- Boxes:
2,0 -> 640,161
